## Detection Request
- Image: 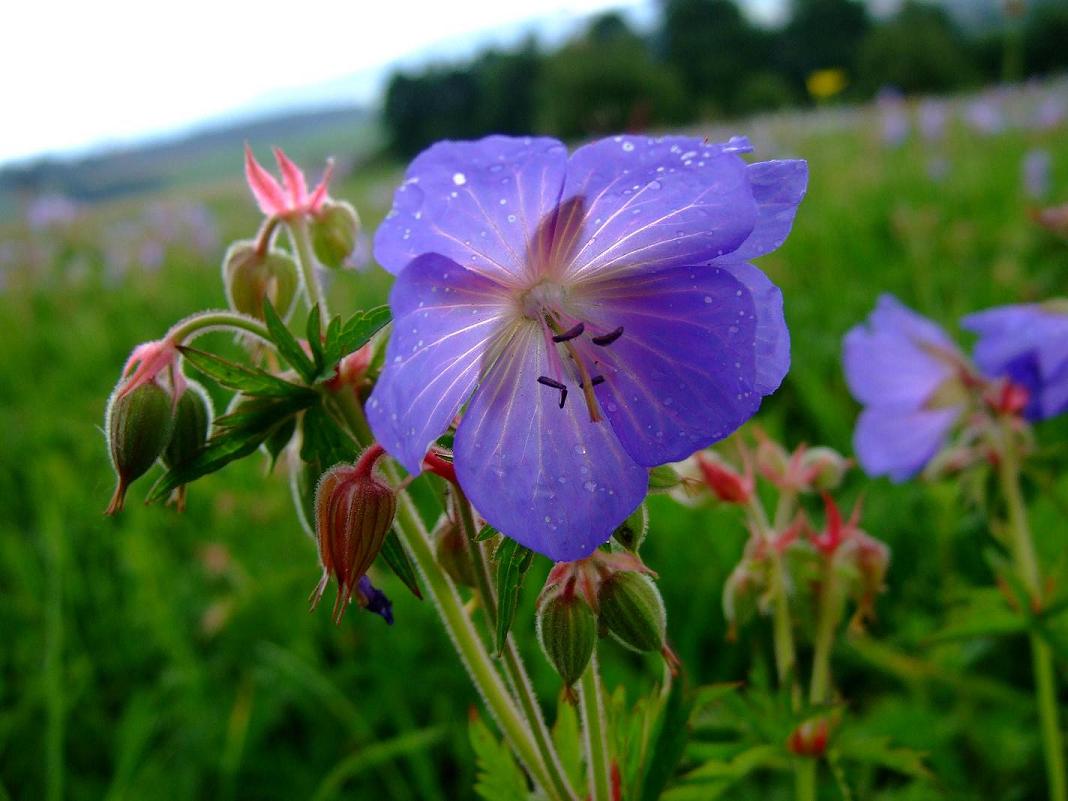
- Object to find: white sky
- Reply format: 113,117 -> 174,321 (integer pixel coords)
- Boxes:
2,0 -> 780,166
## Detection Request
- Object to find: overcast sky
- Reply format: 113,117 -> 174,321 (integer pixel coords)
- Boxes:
2,0 -> 788,167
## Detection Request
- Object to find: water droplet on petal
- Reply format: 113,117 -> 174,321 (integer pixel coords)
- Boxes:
452,172 -> 467,185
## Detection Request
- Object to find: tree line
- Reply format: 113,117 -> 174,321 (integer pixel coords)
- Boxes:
382,0 -> 1068,157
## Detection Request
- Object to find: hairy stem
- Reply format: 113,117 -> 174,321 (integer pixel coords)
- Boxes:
578,654 -> 612,801
455,492 -> 579,801
286,214 -> 328,321
997,424 -> 1067,801
330,394 -> 565,800
167,309 -> 271,345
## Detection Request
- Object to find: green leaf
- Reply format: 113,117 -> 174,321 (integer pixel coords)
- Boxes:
337,306 -> 392,355
493,537 -> 534,655
300,404 -> 360,469
306,303 -> 325,370
263,298 -> 316,382
832,734 -> 932,781
215,394 -> 315,436
263,416 -> 296,472
380,530 -> 423,600
146,423 -> 277,502
639,676 -> 694,801
179,347 -> 314,398
474,524 -> 498,542
551,697 -> 584,790
468,714 -> 529,801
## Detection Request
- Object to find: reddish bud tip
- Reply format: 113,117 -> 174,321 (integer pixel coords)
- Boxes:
696,452 -> 752,504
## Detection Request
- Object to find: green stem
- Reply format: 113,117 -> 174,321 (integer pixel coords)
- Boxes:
167,309 -> 271,345
330,395 -> 565,801
287,214 -> 328,321
578,654 -> 612,801
997,427 -> 1067,801
455,493 -> 579,801
809,565 -> 839,707
795,761 -> 817,801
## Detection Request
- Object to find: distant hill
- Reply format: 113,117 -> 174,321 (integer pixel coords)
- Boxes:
0,105 -> 378,219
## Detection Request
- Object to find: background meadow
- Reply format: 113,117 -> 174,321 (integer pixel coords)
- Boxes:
3,3 -> 1068,799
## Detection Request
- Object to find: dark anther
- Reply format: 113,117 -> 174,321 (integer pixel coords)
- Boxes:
579,375 -> 605,389
552,322 -> 585,343
592,326 -> 624,346
537,376 -> 568,408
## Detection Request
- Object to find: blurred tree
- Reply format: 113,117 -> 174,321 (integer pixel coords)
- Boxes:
536,15 -> 688,139
856,2 -> 977,94
383,69 -> 482,157
779,0 -> 871,95
1024,4 -> 1068,76
660,0 -> 778,116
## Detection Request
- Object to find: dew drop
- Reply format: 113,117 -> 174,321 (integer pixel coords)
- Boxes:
621,141 -> 635,152
452,172 -> 467,185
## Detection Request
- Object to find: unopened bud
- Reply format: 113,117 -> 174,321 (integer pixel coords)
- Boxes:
755,437 -> 791,484
647,464 -> 681,492
222,241 -> 299,320
612,503 -> 649,552
800,447 -> 849,491
161,381 -> 213,511
310,445 -> 396,623
311,200 -> 360,269
787,717 -> 831,758
435,519 -> 477,587
105,381 -> 175,515
598,572 -> 666,653
697,452 -> 752,504
537,589 -> 597,687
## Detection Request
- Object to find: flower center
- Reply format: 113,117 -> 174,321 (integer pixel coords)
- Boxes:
519,281 -> 624,424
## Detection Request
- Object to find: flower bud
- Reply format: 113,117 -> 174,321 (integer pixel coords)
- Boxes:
311,200 -> 360,269
310,445 -> 396,623
104,381 -> 176,515
435,518 -> 477,587
697,452 -> 753,504
161,381 -> 213,511
800,447 -> 849,491
598,572 -> 667,653
222,240 -> 299,320
755,437 -> 791,485
647,464 -> 681,492
787,717 -> 831,758
612,503 -> 648,552
537,588 -> 597,688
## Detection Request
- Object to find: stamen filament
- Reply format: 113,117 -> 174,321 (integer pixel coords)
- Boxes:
592,326 -> 624,347
552,322 -> 585,343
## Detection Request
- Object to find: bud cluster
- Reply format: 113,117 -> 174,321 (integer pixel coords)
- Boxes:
535,550 -> 669,690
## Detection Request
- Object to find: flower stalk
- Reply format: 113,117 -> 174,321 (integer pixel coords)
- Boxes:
997,421 -> 1067,801
287,214 -> 328,321
578,653 -> 613,801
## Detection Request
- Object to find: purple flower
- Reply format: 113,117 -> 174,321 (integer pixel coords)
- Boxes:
1022,149 -> 1052,200
358,575 -> 394,625
843,295 -> 969,481
368,135 -> 806,560
962,302 -> 1068,422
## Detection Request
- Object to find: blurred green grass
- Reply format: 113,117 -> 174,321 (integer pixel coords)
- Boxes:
2,103 -> 1068,800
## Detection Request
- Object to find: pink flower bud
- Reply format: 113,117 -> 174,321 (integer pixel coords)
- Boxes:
696,451 -> 753,504
310,445 -> 396,623
787,717 -> 832,758
244,145 -> 335,219
799,447 -> 851,491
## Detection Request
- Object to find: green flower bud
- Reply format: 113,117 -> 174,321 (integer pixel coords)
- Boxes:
163,381 -> 213,471
311,200 -> 360,269
598,572 -> 666,653
647,464 -> 681,492
222,241 -> 299,321
435,519 -> 477,588
104,382 -> 175,515
801,446 -> 850,491
537,590 -> 597,687
612,503 -> 649,552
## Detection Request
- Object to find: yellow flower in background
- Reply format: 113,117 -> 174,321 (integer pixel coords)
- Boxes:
807,68 -> 847,101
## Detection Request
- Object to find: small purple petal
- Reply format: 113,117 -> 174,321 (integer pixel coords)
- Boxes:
854,406 -> 961,482
582,263 -> 762,466
367,253 -> 511,474
731,160 -> 808,261
373,136 -> 568,283
558,135 -> 758,282
453,324 -> 647,562
843,295 -> 959,408
358,575 -> 394,625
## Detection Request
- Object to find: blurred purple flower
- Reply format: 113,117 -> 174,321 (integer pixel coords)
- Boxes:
926,156 -> 950,183
843,295 -> 970,481
26,194 -> 79,230
966,94 -> 1005,136
368,134 -> 806,560
1034,94 -> 1067,131
918,99 -> 947,142
358,575 -> 394,624
877,89 -> 909,148
1022,149 -> 1052,200
962,302 -> 1068,422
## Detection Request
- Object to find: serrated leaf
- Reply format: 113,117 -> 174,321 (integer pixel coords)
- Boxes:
300,404 -> 360,468
147,422 -> 279,502
474,524 -> 498,542
337,306 -> 392,355
494,538 -> 534,655
551,697 -> 583,790
264,298 -> 316,382
321,313 -> 343,372
380,530 -> 422,600
832,735 -> 932,781
468,714 -> 529,801
215,394 -> 315,435
179,347 -> 313,398
306,303 -> 325,369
